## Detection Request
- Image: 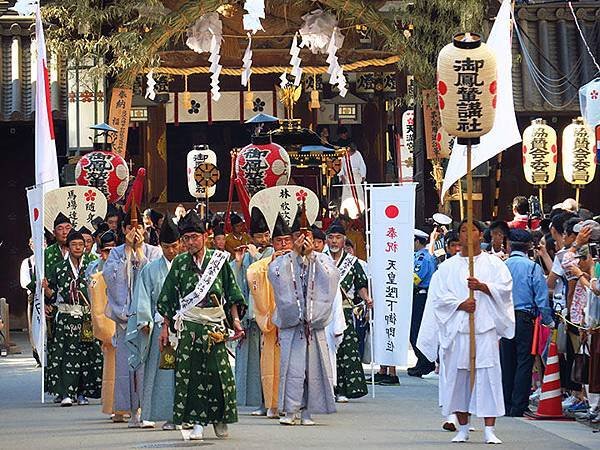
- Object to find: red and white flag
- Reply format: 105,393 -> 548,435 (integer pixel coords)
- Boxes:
35,3 -> 59,192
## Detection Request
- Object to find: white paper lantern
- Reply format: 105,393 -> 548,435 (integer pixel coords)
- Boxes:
522,118 -> 557,186
187,147 -> 217,198
562,117 -> 596,186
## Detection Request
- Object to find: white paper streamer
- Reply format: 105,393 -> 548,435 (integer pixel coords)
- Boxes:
186,13 -> 223,101
299,9 -> 344,55
145,71 -> 156,100
241,34 -> 253,87
243,0 -> 265,34
326,28 -> 347,97
9,0 -> 36,16
279,72 -> 289,89
289,33 -> 303,86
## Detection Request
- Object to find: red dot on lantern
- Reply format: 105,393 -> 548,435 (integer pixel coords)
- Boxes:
522,146 -> 527,154
33,207 -> 39,221
492,96 -> 497,109
438,96 -> 445,110
490,80 -> 497,94
437,80 -> 447,95
436,132 -> 442,141
551,145 -> 557,153
522,156 -> 526,165
553,155 -> 558,163
385,205 -> 399,219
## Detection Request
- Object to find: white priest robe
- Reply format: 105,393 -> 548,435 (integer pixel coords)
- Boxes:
427,252 -> 514,418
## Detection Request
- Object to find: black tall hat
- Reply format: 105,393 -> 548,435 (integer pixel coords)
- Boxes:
178,209 -> 205,234
91,216 -> 104,230
212,224 -> 225,237
249,207 -> 269,235
66,229 -> 84,244
230,212 -> 244,226
311,224 -> 326,241
92,222 -> 110,238
99,230 -> 117,248
53,212 -> 71,229
159,213 -> 180,244
149,209 -> 164,227
106,203 -> 121,219
78,226 -> 93,236
290,208 -> 302,233
272,213 -> 292,238
326,220 -> 346,236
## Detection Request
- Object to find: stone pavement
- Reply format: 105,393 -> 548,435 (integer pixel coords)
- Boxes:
1,333 -> 598,450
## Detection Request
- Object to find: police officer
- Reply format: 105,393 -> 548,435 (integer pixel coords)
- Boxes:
500,229 -> 553,416
408,229 -> 437,377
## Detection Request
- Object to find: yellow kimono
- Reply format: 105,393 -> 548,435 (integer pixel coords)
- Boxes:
88,271 -> 116,415
246,257 -> 280,410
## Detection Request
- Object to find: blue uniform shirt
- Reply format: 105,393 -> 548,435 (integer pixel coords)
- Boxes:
414,247 -> 436,289
505,251 -> 553,325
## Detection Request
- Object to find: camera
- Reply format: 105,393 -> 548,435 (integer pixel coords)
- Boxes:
590,242 -> 599,260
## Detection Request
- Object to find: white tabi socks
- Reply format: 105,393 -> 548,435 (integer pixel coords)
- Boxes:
484,426 -> 502,444
451,424 -> 470,443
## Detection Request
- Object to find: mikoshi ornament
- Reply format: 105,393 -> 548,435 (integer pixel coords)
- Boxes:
562,116 -> 596,204
44,186 -> 107,232
235,134 -> 291,196
437,32 -> 497,390
75,151 -> 130,203
187,146 -> 218,199
522,118 -> 557,207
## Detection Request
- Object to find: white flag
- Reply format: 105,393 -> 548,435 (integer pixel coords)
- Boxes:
26,185 -> 46,362
35,4 -> 59,193
441,0 -> 520,199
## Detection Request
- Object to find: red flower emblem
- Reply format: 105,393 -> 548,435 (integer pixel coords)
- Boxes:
591,90 -> 599,100
84,190 -> 96,202
296,190 -> 308,202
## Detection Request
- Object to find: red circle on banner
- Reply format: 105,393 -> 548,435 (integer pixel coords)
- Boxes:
33,207 -> 39,221
385,205 -> 399,219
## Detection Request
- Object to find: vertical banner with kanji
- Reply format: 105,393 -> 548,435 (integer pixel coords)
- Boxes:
422,89 -> 443,160
368,184 -> 416,366
108,88 -> 133,157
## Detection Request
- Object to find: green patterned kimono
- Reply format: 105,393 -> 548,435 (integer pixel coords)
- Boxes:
335,252 -> 369,399
157,249 -> 245,426
46,256 -> 103,399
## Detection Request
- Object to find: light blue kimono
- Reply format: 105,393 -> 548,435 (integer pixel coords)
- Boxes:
230,247 -> 273,407
103,243 -> 162,413
126,257 -> 175,422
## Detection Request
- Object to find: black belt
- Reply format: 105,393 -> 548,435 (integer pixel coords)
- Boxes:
515,309 -> 536,319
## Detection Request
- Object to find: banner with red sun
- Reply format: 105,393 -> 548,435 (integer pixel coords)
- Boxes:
368,184 -> 416,366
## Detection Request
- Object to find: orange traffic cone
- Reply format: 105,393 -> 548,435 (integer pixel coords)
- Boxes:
525,330 -> 573,421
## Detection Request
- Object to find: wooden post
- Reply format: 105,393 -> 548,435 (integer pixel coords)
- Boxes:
458,178 -> 465,220
575,187 -> 580,207
538,187 -> 544,212
466,144 -> 476,391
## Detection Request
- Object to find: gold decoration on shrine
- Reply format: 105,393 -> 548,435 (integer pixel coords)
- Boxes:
277,84 -> 302,120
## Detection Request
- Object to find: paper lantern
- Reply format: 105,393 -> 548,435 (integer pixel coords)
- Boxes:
75,151 -> 129,204
235,135 -> 291,196
437,32 -> 497,144
434,127 -> 454,159
522,118 -> 557,186
562,117 -> 596,186
187,147 -> 217,199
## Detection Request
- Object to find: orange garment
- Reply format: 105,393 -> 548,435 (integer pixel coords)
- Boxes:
225,232 -> 251,256
347,229 -> 367,261
246,257 -> 280,410
88,271 -> 116,415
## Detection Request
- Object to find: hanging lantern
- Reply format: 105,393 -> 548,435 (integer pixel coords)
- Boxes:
75,151 -> 129,203
244,90 -> 254,110
437,32 -> 497,144
235,134 -> 291,196
522,118 -> 557,186
187,145 -> 217,199
434,127 -> 454,159
562,117 -> 596,186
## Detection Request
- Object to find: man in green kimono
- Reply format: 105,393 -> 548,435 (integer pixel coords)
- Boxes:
326,221 -> 371,402
43,229 -> 103,406
126,215 -> 182,430
157,210 -> 245,440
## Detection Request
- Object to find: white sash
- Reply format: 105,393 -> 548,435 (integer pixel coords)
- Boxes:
177,250 -> 229,316
338,253 -> 357,284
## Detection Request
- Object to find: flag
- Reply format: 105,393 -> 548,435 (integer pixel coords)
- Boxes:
441,0 -> 520,199
35,3 -> 59,193
26,185 -> 45,362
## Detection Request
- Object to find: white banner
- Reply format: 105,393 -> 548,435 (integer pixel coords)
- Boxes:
26,185 -> 45,362
368,184 -> 416,366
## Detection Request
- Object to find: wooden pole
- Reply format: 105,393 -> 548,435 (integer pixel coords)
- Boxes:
538,187 -> 544,213
458,178 -> 465,220
575,187 -> 580,207
467,143 -> 476,391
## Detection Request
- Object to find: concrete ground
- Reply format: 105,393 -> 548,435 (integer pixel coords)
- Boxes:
1,332 -> 598,450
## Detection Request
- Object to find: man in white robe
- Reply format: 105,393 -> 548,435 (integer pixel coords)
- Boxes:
339,143 -> 367,219
427,219 -> 514,444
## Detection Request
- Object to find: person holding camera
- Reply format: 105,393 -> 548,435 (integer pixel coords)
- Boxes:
499,229 -> 553,417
